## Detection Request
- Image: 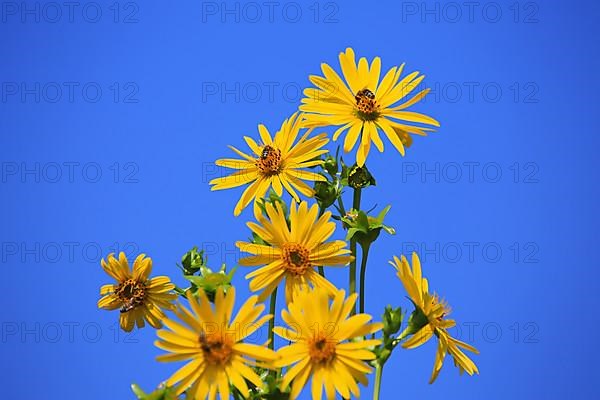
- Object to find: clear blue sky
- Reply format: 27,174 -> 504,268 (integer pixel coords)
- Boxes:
1,0 -> 599,398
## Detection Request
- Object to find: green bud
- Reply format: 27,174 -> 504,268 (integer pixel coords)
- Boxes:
314,180 -> 339,209
179,246 -> 205,275
323,153 -> 339,176
345,163 -> 376,189
383,305 -> 403,336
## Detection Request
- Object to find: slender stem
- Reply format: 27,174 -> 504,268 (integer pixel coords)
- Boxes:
318,206 -> 326,217
337,196 -> 347,216
349,187 -> 362,315
373,363 -> 384,400
359,244 -> 371,315
353,187 -> 362,213
268,288 -> 277,351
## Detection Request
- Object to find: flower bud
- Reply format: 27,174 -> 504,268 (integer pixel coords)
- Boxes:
314,180 -> 339,209
323,153 -> 339,176
346,164 -> 376,189
180,246 -> 205,275
383,305 -> 403,336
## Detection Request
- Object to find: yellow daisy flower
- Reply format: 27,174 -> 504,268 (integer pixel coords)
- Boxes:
391,252 -> 479,383
155,287 -> 277,399
274,287 -> 382,400
210,112 -> 329,216
300,47 -> 440,166
236,200 -> 354,303
97,252 -> 176,332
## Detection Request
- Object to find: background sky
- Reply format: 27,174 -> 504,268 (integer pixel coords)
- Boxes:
1,0 -> 599,399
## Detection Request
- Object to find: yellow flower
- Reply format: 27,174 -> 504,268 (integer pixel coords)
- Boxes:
236,200 -> 354,303
97,252 -> 176,332
210,112 -> 329,216
155,287 -> 277,399
274,287 -> 382,400
391,252 -> 479,383
300,47 -> 440,166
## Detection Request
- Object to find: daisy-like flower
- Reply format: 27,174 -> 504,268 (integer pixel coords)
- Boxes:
210,112 -> 329,216
155,287 -> 277,399
391,252 -> 479,383
274,287 -> 382,400
300,47 -> 440,166
236,200 -> 354,303
97,252 -> 177,332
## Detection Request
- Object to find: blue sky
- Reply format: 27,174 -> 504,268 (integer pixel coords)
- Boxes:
1,0 -> 599,399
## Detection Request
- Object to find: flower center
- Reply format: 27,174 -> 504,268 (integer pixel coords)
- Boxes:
115,279 -> 146,313
199,333 -> 233,365
282,243 -> 311,276
256,145 -> 282,176
355,88 -> 380,121
309,336 -> 336,364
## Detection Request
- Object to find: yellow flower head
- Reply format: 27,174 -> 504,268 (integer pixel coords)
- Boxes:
155,287 -> 277,399
236,200 -> 354,303
391,252 -> 479,383
274,287 -> 382,400
210,112 -> 329,216
301,47 -> 440,166
97,252 -> 177,332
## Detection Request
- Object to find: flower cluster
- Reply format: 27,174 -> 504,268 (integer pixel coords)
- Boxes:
97,48 -> 478,400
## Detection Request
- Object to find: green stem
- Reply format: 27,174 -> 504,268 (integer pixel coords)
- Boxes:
349,187 -> 362,315
268,288 -> 277,351
337,196 -> 347,216
174,286 -> 187,297
353,186 -> 362,214
373,363 -> 384,400
359,244 -> 371,315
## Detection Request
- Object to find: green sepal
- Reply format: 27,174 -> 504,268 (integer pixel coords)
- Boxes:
131,384 -> 177,400
404,298 -> 430,337
341,205 -> 395,247
183,264 -> 235,302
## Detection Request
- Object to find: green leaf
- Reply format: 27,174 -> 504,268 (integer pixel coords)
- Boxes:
131,384 -> 146,399
376,205 -> 392,222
